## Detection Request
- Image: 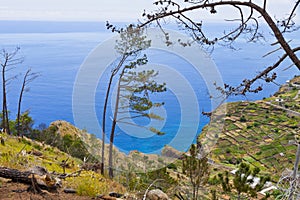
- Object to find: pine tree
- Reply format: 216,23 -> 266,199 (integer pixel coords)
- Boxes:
108,55 -> 166,178
218,162 -> 270,199
182,144 -> 210,200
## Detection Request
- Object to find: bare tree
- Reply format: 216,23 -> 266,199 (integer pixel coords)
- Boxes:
129,0 -> 300,96
16,68 -> 39,136
0,48 -> 23,135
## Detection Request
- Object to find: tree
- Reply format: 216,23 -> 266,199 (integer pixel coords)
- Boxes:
218,162 -> 270,200
108,55 -> 166,178
16,111 -> 34,136
117,0 -> 300,197
182,144 -> 210,200
16,68 -> 39,136
0,48 -> 23,134
105,0 -> 300,97
100,25 -> 151,175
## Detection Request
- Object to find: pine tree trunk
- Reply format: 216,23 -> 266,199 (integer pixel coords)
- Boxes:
101,74 -> 114,175
108,69 -> 124,179
2,63 -> 10,135
101,55 -> 127,175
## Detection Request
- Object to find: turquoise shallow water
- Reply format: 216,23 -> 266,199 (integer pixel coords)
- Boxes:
0,21 -> 298,153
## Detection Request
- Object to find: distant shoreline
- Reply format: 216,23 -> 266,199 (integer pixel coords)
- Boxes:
0,20 -> 112,33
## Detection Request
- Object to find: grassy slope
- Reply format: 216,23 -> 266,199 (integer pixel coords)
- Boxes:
0,135 -> 81,173
199,76 -> 300,180
0,133 -> 125,197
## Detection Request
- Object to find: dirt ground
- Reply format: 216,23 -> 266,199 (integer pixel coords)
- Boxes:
0,181 -> 93,200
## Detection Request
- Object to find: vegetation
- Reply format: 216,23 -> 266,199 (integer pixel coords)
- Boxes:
29,122 -> 96,162
0,131 -> 125,197
0,48 -> 38,136
1,48 -> 22,135
0,132 -> 80,172
100,25 -> 151,175
199,76 -> 300,199
129,0 -> 300,96
0,77 -> 298,199
106,26 -> 166,179
182,144 -> 210,200
218,162 -> 270,200
1,1 -> 300,198
16,69 -> 39,136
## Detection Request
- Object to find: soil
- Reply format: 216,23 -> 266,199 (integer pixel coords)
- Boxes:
0,181 -> 93,200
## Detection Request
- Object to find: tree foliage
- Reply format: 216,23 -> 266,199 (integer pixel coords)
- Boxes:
29,124 -> 96,162
218,162 -> 270,199
108,53 -> 166,178
106,0 -> 300,97
100,25 -> 151,175
182,144 -> 210,200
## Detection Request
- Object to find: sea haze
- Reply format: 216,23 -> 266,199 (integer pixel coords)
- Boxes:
0,20 -> 298,153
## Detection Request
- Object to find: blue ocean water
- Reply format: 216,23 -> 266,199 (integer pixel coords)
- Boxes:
0,21 -> 298,153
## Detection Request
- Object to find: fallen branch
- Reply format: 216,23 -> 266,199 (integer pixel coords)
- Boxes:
0,166 -> 61,191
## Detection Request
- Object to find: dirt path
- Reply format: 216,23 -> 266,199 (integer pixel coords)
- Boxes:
264,101 -> 300,117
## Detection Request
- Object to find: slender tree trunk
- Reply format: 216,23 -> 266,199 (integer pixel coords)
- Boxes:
288,143 -> 300,200
108,69 -> 124,179
1,61 -> 10,135
192,184 -> 196,200
16,85 -> 24,136
2,62 -> 5,129
292,144 -> 300,179
101,55 -> 127,175
4,104 -> 10,134
16,70 -> 30,136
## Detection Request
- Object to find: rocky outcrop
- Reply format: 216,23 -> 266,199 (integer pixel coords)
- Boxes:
161,145 -> 183,159
146,189 -> 169,200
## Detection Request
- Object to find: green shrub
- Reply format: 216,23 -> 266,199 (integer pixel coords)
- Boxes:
240,115 -> 247,122
208,176 -> 220,185
167,163 -> 177,170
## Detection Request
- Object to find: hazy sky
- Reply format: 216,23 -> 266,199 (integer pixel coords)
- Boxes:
0,0 -> 298,22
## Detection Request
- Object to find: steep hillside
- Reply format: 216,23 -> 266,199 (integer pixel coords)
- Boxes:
50,120 -> 181,174
199,75 -> 300,180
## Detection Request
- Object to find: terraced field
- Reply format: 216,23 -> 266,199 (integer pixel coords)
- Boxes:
199,75 -> 300,180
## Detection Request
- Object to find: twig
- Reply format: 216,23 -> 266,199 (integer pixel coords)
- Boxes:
142,179 -> 164,200
16,144 -> 27,157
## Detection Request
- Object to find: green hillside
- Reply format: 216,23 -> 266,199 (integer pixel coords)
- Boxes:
199,75 -> 300,180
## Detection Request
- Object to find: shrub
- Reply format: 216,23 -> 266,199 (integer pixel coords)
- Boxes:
208,176 -> 220,185
65,172 -> 109,197
167,163 -> 177,170
240,115 -> 247,122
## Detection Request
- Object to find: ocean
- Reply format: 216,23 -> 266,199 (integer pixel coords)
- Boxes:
0,21 -> 298,153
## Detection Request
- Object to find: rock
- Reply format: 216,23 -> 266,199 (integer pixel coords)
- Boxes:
0,177 -> 11,183
29,150 -> 43,157
63,188 -> 76,193
29,166 -> 48,175
161,145 -> 183,159
147,189 -> 169,200
97,194 -> 116,200
109,192 -> 123,198
123,192 -> 138,200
